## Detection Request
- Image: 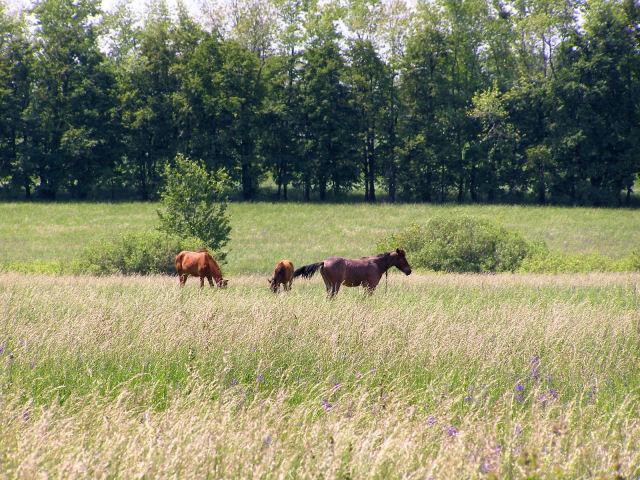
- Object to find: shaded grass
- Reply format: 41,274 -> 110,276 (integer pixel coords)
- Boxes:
2,202 -> 640,274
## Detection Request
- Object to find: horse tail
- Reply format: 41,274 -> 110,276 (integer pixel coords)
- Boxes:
293,262 -> 323,279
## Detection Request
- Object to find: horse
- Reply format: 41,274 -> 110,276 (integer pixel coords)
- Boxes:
268,259 -> 294,293
293,248 -> 412,297
175,248 -> 228,288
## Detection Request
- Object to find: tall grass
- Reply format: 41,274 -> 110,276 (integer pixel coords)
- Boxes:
2,272 -> 640,478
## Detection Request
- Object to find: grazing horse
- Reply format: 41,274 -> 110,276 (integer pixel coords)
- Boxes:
293,248 -> 412,297
268,259 -> 294,293
175,249 -> 228,288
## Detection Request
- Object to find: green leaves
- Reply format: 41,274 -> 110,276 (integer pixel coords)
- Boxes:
157,154 -> 232,262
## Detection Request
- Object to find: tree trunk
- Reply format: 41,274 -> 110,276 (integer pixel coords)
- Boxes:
304,179 -> 310,202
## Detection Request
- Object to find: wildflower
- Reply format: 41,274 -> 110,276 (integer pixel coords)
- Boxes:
464,395 -> 473,403
549,388 -> 558,400
479,462 -> 491,474
445,426 -> 458,437
529,355 -> 540,380
515,394 -> 524,403
514,424 -> 523,436
262,435 -> 272,448
257,373 -> 264,384
426,415 -> 437,426
515,382 -> 525,392
230,378 -> 238,386
22,410 -> 30,422
321,399 -> 333,411
0,344 -> 4,354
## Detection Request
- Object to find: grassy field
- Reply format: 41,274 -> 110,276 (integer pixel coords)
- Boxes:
1,272 -> 639,477
1,202 -> 640,477
1,202 -> 640,274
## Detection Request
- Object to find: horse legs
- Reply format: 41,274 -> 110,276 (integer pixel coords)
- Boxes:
286,280 -> 292,291
179,274 -> 188,287
207,275 -> 215,287
364,275 -> 381,295
199,276 -> 205,288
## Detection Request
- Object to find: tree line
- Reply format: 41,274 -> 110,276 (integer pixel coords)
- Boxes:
1,0 -> 639,205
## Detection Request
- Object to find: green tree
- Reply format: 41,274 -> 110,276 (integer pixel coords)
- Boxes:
157,154 -> 231,260
27,0 -> 120,199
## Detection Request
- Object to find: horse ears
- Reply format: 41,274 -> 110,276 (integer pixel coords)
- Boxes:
396,248 -> 401,254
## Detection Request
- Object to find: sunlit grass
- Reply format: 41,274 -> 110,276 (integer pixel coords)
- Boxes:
1,272 -> 639,477
2,202 -> 640,274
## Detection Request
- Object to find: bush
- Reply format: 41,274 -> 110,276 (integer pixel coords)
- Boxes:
157,154 -> 231,263
78,231 -> 201,275
377,216 -> 534,273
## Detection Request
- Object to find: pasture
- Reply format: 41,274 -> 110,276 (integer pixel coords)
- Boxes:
1,202 -> 640,478
1,202 -> 640,273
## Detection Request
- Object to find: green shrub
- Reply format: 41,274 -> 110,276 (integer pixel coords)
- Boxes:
377,216 -> 534,273
157,154 -> 231,263
77,231 -> 201,275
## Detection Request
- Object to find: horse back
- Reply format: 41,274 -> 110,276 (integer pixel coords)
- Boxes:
275,260 -> 294,283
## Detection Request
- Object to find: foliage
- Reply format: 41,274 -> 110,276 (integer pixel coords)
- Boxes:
157,154 -> 231,262
78,231 -> 200,275
377,216 -> 534,272
1,0 -> 639,204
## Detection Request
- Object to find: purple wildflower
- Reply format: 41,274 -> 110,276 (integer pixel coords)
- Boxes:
493,444 -> 503,455
529,355 -> 540,380
514,425 -> 523,436
515,382 -> 525,392
479,462 -> 491,474
262,435 -> 272,448
0,344 -> 4,354
464,395 -> 473,403
230,378 -> 238,386
445,426 -> 458,437
516,393 -> 524,403
22,410 -> 30,422
426,415 -> 437,426
257,373 -> 264,384
549,388 -> 558,400
321,399 -> 333,411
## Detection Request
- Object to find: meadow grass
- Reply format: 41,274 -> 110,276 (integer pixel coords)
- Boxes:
1,202 -> 640,274
1,271 -> 640,478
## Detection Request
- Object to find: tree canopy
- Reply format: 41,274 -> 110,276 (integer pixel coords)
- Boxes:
0,0 -> 639,205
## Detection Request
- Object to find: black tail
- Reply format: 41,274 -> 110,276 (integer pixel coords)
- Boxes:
293,262 -> 323,279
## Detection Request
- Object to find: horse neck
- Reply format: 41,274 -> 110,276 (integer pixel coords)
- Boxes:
208,256 -> 224,283
374,254 -> 395,273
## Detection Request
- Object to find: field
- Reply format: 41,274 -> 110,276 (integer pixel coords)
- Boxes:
1,202 -> 640,478
2,202 -> 640,273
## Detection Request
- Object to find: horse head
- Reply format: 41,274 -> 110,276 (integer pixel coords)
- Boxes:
394,248 -> 412,275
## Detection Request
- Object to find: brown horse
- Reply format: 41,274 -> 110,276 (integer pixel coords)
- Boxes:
293,249 -> 412,297
268,259 -> 294,293
175,249 -> 228,288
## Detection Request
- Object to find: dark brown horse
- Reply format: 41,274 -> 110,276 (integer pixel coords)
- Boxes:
175,249 -> 228,288
268,259 -> 294,293
293,249 -> 412,297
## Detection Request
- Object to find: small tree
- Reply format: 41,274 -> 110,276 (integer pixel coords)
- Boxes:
157,154 -> 231,262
